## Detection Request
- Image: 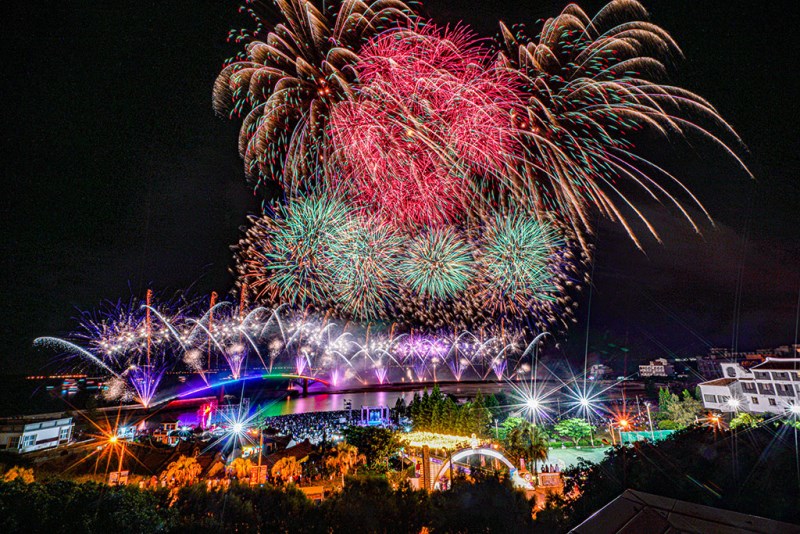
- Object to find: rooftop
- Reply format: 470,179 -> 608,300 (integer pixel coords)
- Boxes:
700,378 -> 737,387
752,358 -> 800,371
570,489 -> 799,534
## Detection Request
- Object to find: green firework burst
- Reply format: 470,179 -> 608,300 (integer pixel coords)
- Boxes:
325,214 -> 402,321
237,195 -> 351,307
478,214 -> 564,311
400,227 -> 475,299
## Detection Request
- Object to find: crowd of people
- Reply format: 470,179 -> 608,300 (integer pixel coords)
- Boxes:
262,410 -> 357,445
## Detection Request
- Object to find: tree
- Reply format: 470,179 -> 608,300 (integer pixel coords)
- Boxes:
430,476 -> 534,533
730,412 -> 762,430
664,390 -> 703,429
2,466 -> 34,483
557,426 -> 800,529
228,457 -> 253,481
343,426 -> 401,471
271,457 -> 302,485
658,387 -> 672,417
499,416 -> 525,440
554,418 -> 593,446
504,422 -> 549,472
325,442 -> 365,485
162,455 -> 202,487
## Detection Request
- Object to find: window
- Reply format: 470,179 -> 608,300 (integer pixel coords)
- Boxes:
21,435 -> 36,448
719,396 -> 730,404
742,382 -> 756,393
773,372 -> 790,381
755,371 -> 770,380
703,394 -> 717,404
8,436 -> 20,449
59,427 -> 70,441
751,397 -> 759,404
769,398 -> 777,406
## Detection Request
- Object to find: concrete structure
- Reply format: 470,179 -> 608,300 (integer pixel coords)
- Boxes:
0,417 -> 73,453
638,358 -> 675,378
699,358 -> 800,414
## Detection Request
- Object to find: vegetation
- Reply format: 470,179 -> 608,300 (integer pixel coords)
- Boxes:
407,385 -> 494,436
229,457 -> 254,481
341,426 -> 401,471
539,425 -> 800,531
271,457 -> 302,485
553,418 -> 593,446
658,387 -> 704,429
161,455 -> 202,487
729,412 -> 763,430
2,466 -> 34,484
1,424 -> 798,532
0,475 -> 532,533
503,420 -> 548,471
325,442 -> 365,485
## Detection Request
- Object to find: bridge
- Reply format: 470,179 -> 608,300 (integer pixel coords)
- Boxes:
154,372 -> 330,407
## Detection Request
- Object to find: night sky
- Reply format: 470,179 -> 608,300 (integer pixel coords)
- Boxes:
1,1 -> 798,374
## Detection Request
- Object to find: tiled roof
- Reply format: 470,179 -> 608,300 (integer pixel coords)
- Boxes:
570,489 -> 800,534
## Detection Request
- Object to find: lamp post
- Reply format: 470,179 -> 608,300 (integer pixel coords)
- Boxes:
617,419 -> 629,446
644,402 -> 655,441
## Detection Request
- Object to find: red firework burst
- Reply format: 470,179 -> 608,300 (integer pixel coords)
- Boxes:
328,25 -> 519,228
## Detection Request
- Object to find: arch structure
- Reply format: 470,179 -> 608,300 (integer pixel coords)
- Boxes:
434,447 -> 533,490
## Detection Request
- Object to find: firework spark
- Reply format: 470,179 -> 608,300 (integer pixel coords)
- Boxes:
400,226 -> 475,300
213,0 -> 414,194
328,25 -> 518,228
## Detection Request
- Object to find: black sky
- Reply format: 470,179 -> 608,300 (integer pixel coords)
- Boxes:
1,1 -> 798,374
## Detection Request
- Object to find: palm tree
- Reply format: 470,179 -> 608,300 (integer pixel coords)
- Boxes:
271,456 -> 302,485
162,455 -> 202,487
2,466 -> 34,483
228,457 -> 254,481
324,442 -> 366,487
506,421 -> 548,473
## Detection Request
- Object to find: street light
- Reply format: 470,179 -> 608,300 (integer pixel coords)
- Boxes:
644,402 -> 655,441
727,398 -> 741,412
617,418 -> 630,445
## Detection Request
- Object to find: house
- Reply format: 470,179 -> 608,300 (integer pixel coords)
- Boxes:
0,416 -> 74,453
698,358 -> 800,414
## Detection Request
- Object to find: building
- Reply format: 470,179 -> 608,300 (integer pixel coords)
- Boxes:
587,364 -> 613,381
0,416 -> 74,453
698,358 -> 800,414
695,345 -> 799,380
638,358 -> 675,378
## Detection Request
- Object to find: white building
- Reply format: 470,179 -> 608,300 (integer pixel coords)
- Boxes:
698,358 -> 800,414
639,358 -> 675,378
0,417 -> 74,453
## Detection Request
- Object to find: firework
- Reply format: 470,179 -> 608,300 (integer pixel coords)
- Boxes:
213,0 -> 414,194
400,226 -> 475,300
325,213 -> 403,321
495,0 -> 750,249
35,293 -> 193,408
233,195 -> 352,308
328,25 -> 518,228
476,214 -> 563,314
